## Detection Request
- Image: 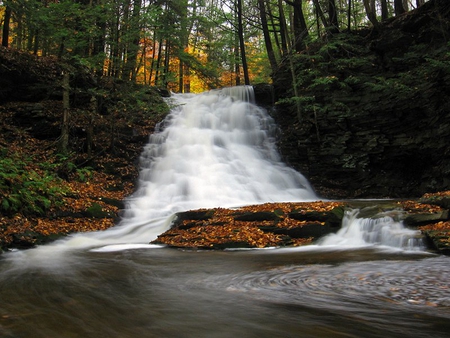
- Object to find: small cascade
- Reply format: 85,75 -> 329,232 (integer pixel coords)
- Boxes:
319,209 -> 425,250
219,85 -> 255,103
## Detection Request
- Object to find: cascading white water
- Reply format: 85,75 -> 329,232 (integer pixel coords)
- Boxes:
120,85 -> 316,226
319,209 -> 424,250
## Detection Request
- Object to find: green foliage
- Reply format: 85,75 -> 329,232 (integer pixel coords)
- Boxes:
49,154 -> 93,183
366,76 -> 416,97
0,151 -> 68,216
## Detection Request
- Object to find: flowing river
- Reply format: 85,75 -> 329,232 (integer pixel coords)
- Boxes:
1,86 -> 449,337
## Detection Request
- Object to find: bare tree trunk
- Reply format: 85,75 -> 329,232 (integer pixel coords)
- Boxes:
58,72 -> 70,154
363,0 -> 380,29
2,6 -> 11,47
86,96 -> 96,157
284,0 -> 308,52
266,2 -> 281,58
155,37 -> 164,86
328,0 -> 339,33
163,39 -> 170,88
380,0 -> 389,20
277,0 -> 289,56
235,48 -> 241,86
347,0 -> 352,30
237,0 -> 250,85
394,0 -> 406,16
312,0 -> 329,34
258,0 -> 278,75
149,31 -> 157,85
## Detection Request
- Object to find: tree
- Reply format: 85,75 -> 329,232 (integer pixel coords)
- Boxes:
380,0 -> 389,21
312,0 -> 329,33
363,0 -> 379,29
58,71 -> 70,154
123,0 -> 143,81
328,0 -> 340,33
1,3 -> 11,47
284,0 -> 308,52
394,0 -> 406,16
237,0 -> 249,85
257,0 -> 277,75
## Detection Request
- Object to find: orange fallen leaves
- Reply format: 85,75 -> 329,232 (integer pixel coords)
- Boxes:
236,201 -> 343,214
156,221 -> 314,249
0,170 -> 130,248
153,201 -> 340,249
419,221 -> 450,231
399,200 -> 444,213
422,191 -> 450,199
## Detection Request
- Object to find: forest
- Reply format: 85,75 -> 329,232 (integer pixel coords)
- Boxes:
1,0 -> 429,93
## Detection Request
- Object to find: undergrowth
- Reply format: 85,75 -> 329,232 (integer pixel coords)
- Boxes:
0,149 -> 73,216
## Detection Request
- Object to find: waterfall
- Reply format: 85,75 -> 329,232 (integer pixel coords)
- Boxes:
118,85 -> 317,227
7,86 -> 318,261
319,209 -> 424,250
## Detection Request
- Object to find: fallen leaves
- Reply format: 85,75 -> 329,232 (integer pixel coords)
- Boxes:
422,191 -> 450,199
0,171 -> 127,248
152,201 -> 342,249
399,200 -> 444,213
419,221 -> 450,231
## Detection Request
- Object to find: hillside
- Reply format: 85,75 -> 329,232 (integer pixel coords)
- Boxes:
273,0 -> 450,199
0,49 -> 169,250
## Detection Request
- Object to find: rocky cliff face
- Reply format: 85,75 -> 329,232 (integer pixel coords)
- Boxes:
271,0 -> 450,199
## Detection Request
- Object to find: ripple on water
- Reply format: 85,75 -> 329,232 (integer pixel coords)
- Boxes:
204,256 -> 450,312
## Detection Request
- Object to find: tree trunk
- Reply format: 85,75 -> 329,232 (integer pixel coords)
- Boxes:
127,0 -> 142,82
347,0 -> 352,31
312,0 -> 329,33
2,6 -> 12,47
363,0 -> 380,29
284,0 -> 308,52
394,0 -> 406,16
58,72 -> 70,154
149,31 -> 157,85
163,39 -> 170,88
237,0 -> 250,85
328,0 -> 339,33
258,0 -> 278,75
86,96 -> 96,157
266,2 -> 281,58
380,0 -> 389,21
277,0 -> 289,56
155,37 -> 164,86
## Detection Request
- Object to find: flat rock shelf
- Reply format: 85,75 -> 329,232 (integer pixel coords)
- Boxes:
152,196 -> 450,254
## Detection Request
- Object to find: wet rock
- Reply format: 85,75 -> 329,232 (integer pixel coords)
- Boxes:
152,199 -> 450,253
152,202 -> 347,249
404,210 -> 449,227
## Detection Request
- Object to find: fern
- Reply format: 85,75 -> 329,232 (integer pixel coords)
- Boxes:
0,150 -> 68,216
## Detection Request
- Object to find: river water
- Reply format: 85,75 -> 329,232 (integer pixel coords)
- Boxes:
1,87 -> 449,337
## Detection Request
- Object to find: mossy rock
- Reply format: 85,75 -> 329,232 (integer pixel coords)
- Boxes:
84,203 -> 111,218
422,230 -> 450,255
